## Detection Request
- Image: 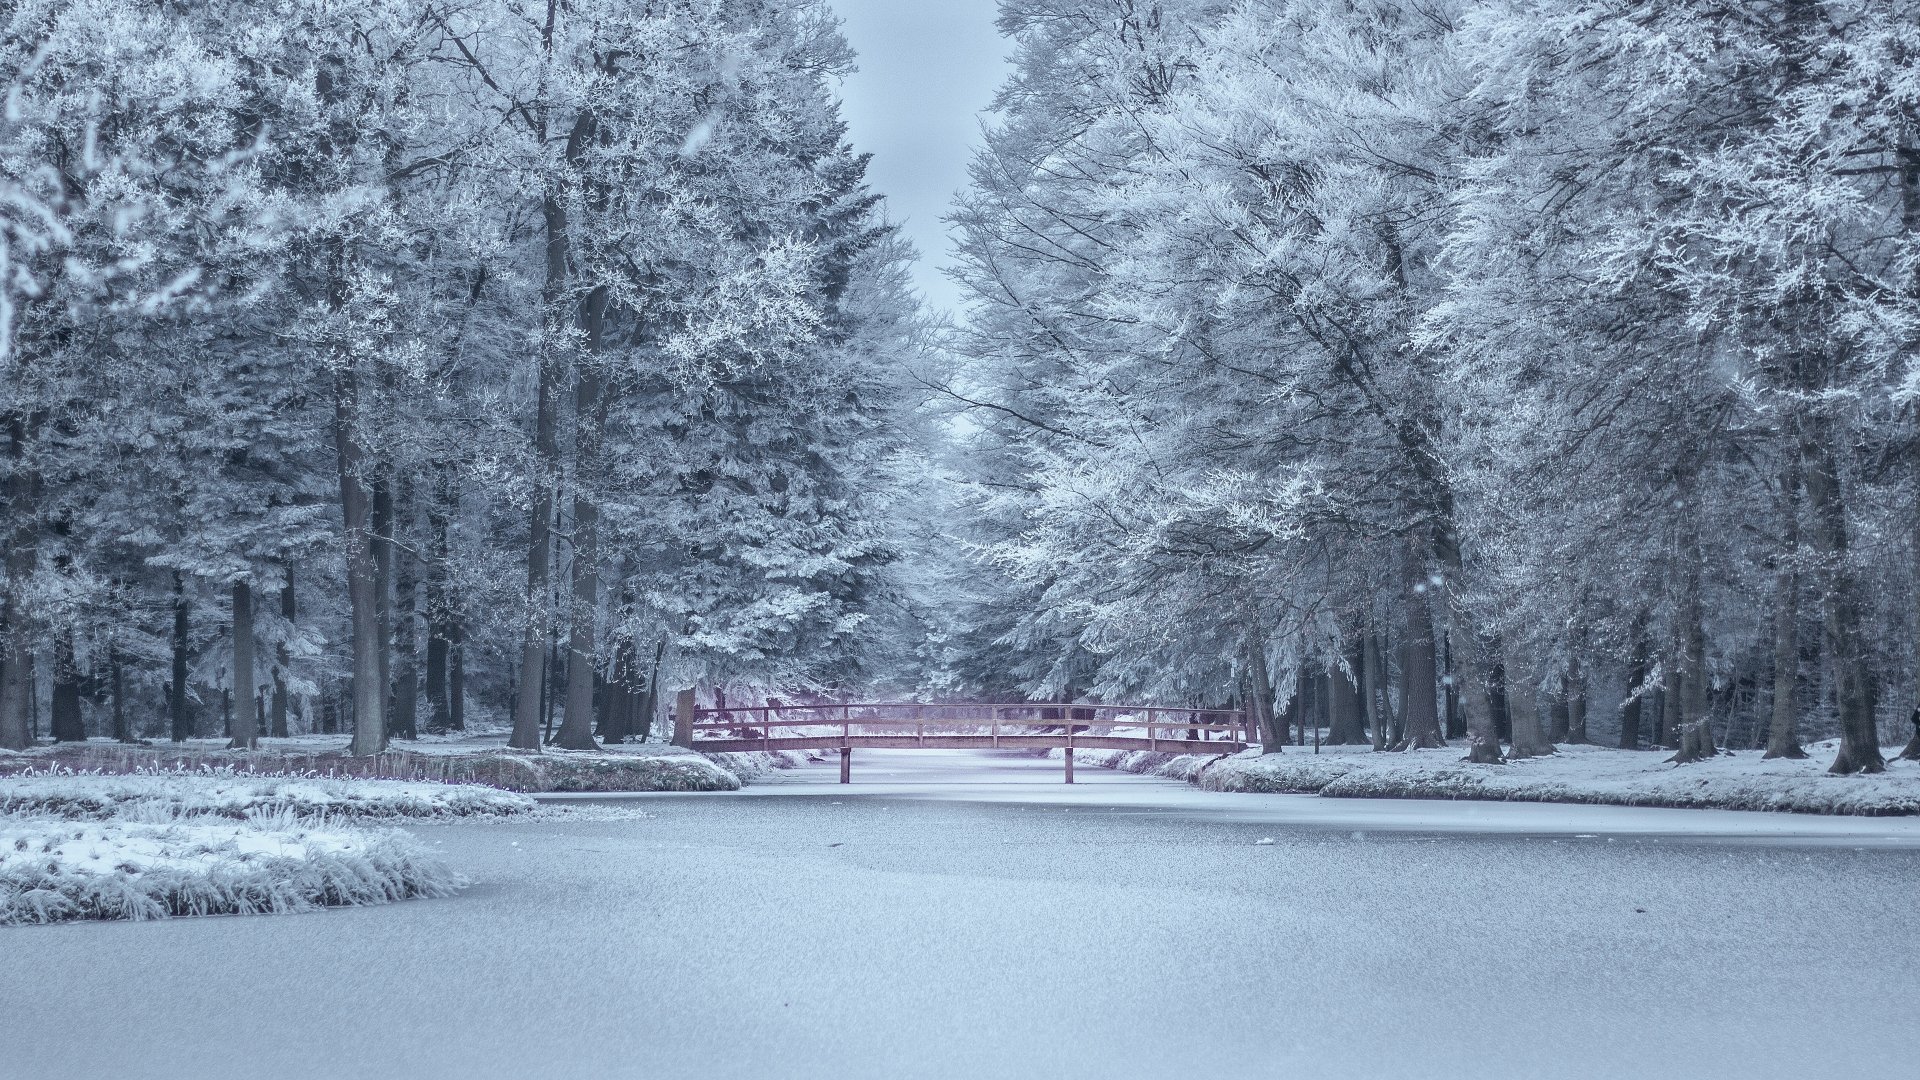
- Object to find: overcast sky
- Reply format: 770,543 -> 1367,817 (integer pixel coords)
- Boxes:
827,1 -> 1008,315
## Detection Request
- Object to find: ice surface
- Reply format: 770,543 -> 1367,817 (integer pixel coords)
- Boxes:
2,750 -> 1914,1079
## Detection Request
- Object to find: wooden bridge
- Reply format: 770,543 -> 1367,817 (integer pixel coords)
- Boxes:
672,698 -> 1252,783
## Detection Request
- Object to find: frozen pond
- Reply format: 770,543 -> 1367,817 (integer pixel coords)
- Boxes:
5,750 -> 1916,1079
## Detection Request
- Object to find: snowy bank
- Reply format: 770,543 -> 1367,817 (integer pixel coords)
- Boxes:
0,738 -> 740,793
0,813 -> 463,925
704,749 -> 814,782
1072,742 -> 1920,816
0,771 -> 535,822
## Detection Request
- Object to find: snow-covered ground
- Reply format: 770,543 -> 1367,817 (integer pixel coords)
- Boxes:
1068,740 -> 1920,815
0,763 -> 527,924
0,770 -> 535,821
0,813 -> 462,925
0,735 -> 742,792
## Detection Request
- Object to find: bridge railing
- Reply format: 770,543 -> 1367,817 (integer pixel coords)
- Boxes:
684,702 -> 1253,769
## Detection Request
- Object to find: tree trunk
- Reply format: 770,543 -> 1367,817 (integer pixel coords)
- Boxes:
1441,630 -> 1464,739
227,578 -> 257,750
511,192 -> 571,752
1671,552 -> 1718,763
372,472 -> 398,742
272,568 -> 294,738
0,415 -> 37,751
1326,638 -> 1368,745
111,647 -> 129,743
554,288 -> 612,752
336,360 -> 386,757
1363,630 -> 1388,750
1765,481 -> 1807,758
391,483 -> 419,741
1506,648 -> 1553,759
1393,544 -> 1447,751
1620,617 -> 1649,749
424,467 -> 453,734
1248,635 -> 1283,754
1488,654 -> 1512,745
449,620 -> 466,731
1802,426 -> 1884,774
637,638 -> 664,742
1548,676 -> 1571,743
1565,662 -> 1589,744
50,627 -> 84,742
1657,673 -> 1680,750
170,572 -> 192,743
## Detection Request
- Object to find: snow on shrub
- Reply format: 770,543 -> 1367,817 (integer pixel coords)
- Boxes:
0,812 -> 466,925
0,769 -> 537,822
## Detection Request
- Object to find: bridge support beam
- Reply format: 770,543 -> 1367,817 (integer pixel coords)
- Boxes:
839,746 -> 851,784
1064,747 -> 1074,784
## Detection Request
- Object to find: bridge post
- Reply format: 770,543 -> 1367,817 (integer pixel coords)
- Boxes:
839,746 -> 851,784
672,688 -> 696,748
1064,747 -> 1073,784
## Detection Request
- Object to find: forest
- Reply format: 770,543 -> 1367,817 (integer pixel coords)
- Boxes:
4,0 -> 1919,780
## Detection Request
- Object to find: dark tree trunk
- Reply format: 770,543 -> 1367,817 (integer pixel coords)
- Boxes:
372,471 -> 398,737
1566,679 -> 1588,744
1326,639 -> 1369,745
1278,668 -> 1305,750
424,467 -> 453,734
512,191 -> 572,752
425,626 -> 449,734
272,568 -> 294,738
1548,679 -> 1570,743
1657,674 -> 1680,750
336,360 -> 386,757
555,289 -> 611,752
1801,428 -> 1884,774
1393,545 -> 1446,751
1671,553 -> 1718,763
1620,618 -> 1649,749
636,638 -> 664,742
1248,636 -> 1283,754
390,484 -> 419,741
170,572 -> 192,743
1765,478 -> 1807,758
0,414 -> 38,751
542,637 -> 559,744
226,579 -> 258,749
449,620 -> 465,731
50,628 -> 84,742
1441,630 -> 1464,739
111,648 -> 129,743
1488,654 -> 1511,744
1505,648 -> 1553,759
1363,630 -> 1388,750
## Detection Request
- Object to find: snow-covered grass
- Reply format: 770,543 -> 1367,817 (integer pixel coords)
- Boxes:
0,767 -> 521,924
705,749 -> 814,782
1,737 -> 742,793
1071,740 -> 1920,816
0,811 -> 464,925
0,769 -> 536,822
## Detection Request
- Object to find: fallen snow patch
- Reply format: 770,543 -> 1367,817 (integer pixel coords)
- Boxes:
1081,742 -> 1920,816
705,749 -> 812,782
0,813 -> 464,925
0,770 -> 536,822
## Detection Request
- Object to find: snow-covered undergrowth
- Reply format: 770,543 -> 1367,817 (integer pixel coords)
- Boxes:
0,739 -> 742,793
0,811 -> 464,925
1073,742 -> 1920,815
705,749 -> 813,782
0,770 -> 536,822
